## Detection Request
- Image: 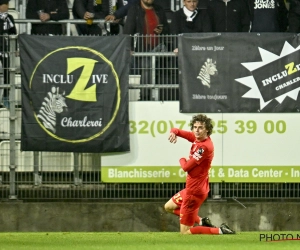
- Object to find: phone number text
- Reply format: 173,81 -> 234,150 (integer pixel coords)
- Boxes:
129,120 -> 287,137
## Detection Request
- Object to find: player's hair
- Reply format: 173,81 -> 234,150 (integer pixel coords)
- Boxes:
189,114 -> 213,136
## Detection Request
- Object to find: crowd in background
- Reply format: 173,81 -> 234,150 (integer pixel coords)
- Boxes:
20,0 -> 300,36
19,1 -> 300,55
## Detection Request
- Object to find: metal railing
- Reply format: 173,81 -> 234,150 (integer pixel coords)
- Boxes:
15,19 -> 120,36
0,34 -> 299,202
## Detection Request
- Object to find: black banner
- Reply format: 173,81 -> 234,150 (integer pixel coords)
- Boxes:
179,33 -> 300,113
19,35 -> 131,153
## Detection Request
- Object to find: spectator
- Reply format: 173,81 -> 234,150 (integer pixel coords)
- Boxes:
247,0 -> 288,32
26,0 -> 70,35
123,0 -> 169,100
170,0 -> 212,35
72,0 -> 119,35
288,0 -> 300,33
123,0 -> 169,49
0,0 -> 17,109
105,0 -> 171,22
170,0 -> 211,98
207,0 -> 250,32
105,0 -> 138,22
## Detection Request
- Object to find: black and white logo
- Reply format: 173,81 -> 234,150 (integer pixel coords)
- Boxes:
235,42 -> 300,110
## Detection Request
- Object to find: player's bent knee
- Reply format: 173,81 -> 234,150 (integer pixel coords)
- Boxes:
164,199 -> 178,213
164,203 -> 172,213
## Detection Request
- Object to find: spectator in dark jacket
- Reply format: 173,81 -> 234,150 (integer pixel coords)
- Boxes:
288,0 -> 300,33
207,0 -> 250,32
72,0 -> 120,35
105,0 -> 138,22
170,0 -> 212,54
171,0 -> 212,34
0,0 -> 17,109
123,0 -> 170,100
26,0 -> 70,35
247,0 -> 288,32
123,0 -> 169,51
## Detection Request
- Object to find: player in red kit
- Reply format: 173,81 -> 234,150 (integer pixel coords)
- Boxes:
164,114 -> 235,234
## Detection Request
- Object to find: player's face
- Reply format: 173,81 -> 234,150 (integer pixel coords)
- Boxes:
184,0 -> 198,12
192,121 -> 208,141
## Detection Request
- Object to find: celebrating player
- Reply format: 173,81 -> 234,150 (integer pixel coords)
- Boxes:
164,114 -> 235,234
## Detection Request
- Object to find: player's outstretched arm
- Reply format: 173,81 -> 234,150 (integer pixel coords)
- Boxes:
170,128 -> 195,142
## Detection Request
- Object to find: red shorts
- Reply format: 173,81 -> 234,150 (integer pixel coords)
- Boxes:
171,189 -> 186,207
172,189 -> 207,226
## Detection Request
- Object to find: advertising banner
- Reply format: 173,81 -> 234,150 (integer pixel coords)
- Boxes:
19,35 -> 131,153
178,33 -> 300,113
101,102 -> 300,183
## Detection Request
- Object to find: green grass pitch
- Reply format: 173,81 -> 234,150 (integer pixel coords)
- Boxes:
0,232 -> 299,250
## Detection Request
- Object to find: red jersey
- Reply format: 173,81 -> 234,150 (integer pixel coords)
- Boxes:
171,128 -> 214,195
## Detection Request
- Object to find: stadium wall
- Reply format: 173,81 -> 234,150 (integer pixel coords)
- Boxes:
0,201 -> 299,232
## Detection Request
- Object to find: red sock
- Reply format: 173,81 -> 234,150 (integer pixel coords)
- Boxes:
190,226 -> 220,235
173,209 -> 200,225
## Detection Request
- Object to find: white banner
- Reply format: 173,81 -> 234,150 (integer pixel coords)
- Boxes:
102,102 -> 300,166
102,102 -> 299,167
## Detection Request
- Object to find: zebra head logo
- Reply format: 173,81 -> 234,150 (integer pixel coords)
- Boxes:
197,58 -> 218,88
37,87 -> 68,133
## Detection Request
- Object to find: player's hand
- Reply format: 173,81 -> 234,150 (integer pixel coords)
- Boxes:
168,132 -> 177,144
